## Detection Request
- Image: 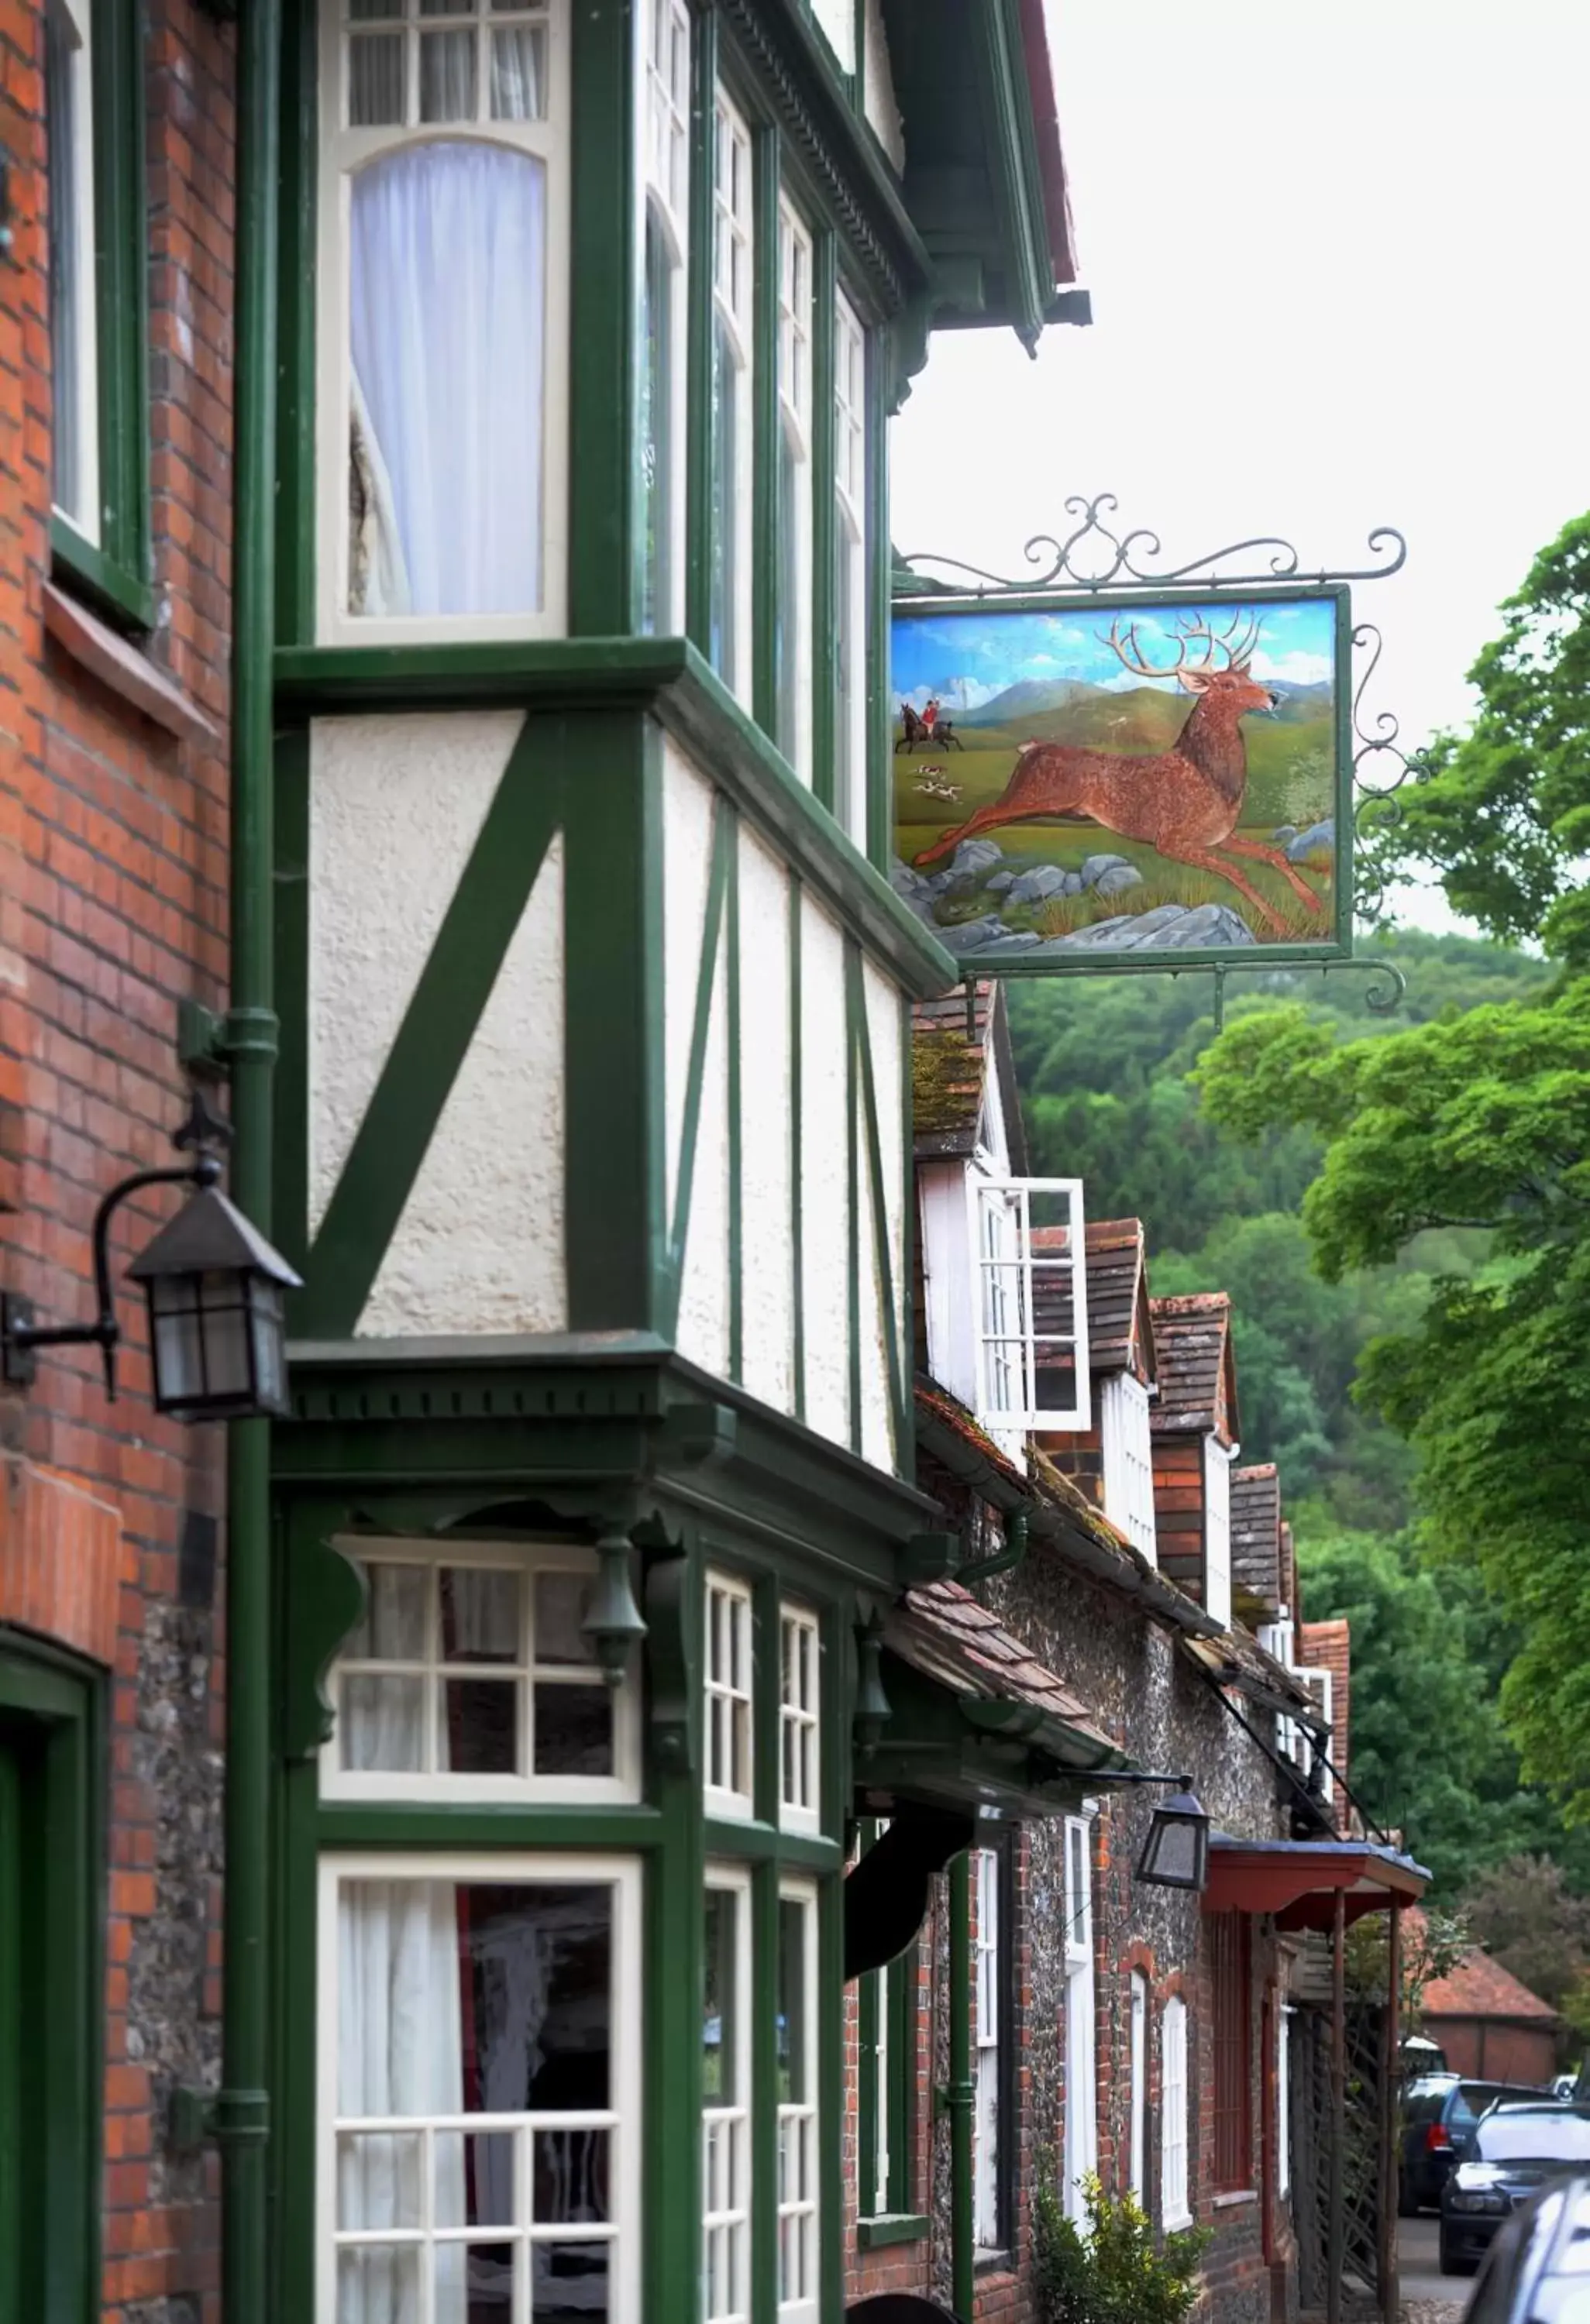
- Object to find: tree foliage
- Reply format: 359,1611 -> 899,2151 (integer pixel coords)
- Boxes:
1460,1856 -> 1590,2015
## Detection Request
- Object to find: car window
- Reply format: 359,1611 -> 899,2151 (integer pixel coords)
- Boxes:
1473,2113 -> 1590,2164
1405,2087 -> 1449,2124
1457,2083 -> 1540,2124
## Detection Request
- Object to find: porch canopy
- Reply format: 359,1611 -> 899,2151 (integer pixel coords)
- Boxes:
1203,1835 -> 1428,1930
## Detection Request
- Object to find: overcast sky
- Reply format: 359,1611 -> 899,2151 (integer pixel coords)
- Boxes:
890,0 -> 1590,933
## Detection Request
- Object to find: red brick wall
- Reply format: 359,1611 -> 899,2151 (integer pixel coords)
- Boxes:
0,5 -> 236,2319
1151,1435 -> 1206,1601
1423,2017 -> 1558,2086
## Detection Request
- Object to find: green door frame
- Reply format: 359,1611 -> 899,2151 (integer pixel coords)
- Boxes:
0,1633 -> 105,2324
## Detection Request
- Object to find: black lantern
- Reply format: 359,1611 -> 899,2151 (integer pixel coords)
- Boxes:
127,1184 -> 300,1419
1134,1785 -> 1212,1893
0,1085 -> 301,1423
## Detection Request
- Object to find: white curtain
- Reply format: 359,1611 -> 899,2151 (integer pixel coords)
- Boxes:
350,139 -> 547,618
339,1879 -> 467,2324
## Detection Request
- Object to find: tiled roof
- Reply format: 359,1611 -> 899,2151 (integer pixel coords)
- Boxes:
1231,1464 -> 1282,1614
887,1577 -> 1120,1763
1148,1292 -> 1239,1445
1420,1945 -> 1560,2025
1085,1219 -> 1155,1382
911,982 -> 1027,1170
1299,1618 -> 1351,1830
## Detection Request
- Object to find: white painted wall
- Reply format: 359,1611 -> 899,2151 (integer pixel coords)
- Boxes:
738,822 -> 795,1415
862,0 -> 904,170
859,963 -> 905,1470
919,1158 -> 976,1411
800,889 -> 852,1453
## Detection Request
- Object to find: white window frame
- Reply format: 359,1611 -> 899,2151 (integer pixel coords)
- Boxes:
1203,1436 -> 1234,1631
704,1569 -> 755,1820
775,198 -> 814,784
972,1845 -> 1002,2253
777,1602 -> 821,1835
1161,1993 -> 1191,2229
315,0 -> 571,645
1258,1618 -> 1299,1761
1062,1816 -> 1097,2220
1100,1372 -> 1157,1563
704,1864 -> 752,2324
832,287 -> 868,850
315,1851 -> 642,2324
710,84 -> 755,706
776,1879 -> 820,2324
1295,1669 -> 1334,1801
639,0 -> 690,634
1128,1972 -> 1148,2202
322,1538 -> 641,1804
969,1174 -> 1091,1434
46,0 -> 101,546
871,1957 -> 890,2214
1278,2003 -> 1293,2200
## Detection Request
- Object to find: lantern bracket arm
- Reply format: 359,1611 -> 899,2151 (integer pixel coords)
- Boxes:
2,1153 -> 220,1396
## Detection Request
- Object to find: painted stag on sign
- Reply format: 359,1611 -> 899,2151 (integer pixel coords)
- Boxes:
911,612 -> 1327,936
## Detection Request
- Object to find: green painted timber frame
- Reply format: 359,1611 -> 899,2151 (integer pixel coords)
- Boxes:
0,1633 -> 105,2324
890,579 -> 1358,974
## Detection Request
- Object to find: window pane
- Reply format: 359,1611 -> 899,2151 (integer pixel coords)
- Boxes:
338,2246 -> 420,2324
349,29 -> 405,124
535,1572 -> 596,1666
45,0 -> 83,525
440,1568 -> 521,1662
433,2130 -> 517,2227
349,141 -> 546,617
342,1672 -> 426,1769
490,22 -> 545,119
533,1683 -> 614,1777
535,2126 -> 609,2223
347,1562 -> 429,1660
536,2242 -> 608,2319
639,206 -> 671,637
442,1676 -> 518,1773
703,1888 -> 735,2099
707,313 -> 738,684
777,1899 -> 807,2104
418,26 -> 477,119
338,2131 -> 425,2229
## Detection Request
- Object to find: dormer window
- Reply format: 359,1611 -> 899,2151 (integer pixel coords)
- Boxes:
969,1177 -> 1089,1433
1100,1372 -> 1156,1563
317,0 -> 570,640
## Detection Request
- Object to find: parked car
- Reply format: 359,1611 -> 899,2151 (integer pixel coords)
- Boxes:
1440,2105 -> 1590,2275
1555,2074 -> 1580,2102
1466,2174 -> 1590,2324
1399,2077 -> 1550,2215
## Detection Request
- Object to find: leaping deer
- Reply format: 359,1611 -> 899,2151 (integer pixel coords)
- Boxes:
910,612 -> 1327,935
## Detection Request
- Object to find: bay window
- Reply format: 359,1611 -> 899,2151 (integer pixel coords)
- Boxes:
774,201 -> 814,780
778,1603 -> 821,1834
703,1871 -> 751,2324
709,88 -> 754,703
704,1569 -> 755,1820
640,0 -> 690,632
318,1855 -> 640,2323
832,289 -> 868,847
776,1884 -> 819,2322
317,0 -> 570,639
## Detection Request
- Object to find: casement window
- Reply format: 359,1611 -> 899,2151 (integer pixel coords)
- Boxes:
1100,1373 -> 1157,1562
1161,1995 -> 1190,2229
972,1843 -> 1010,2254
1203,1437 -> 1234,1629
1210,1911 -> 1252,2193
316,0 -> 570,640
1258,1619 -> 1299,1761
776,1883 -> 819,2322
1294,1669 -> 1334,1801
774,201 -> 814,782
1062,1817 -> 1097,2219
703,1868 -> 752,2324
324,1545 -> 640,1803
44,0 -> 149,621
709,88 -> 755,704
778,1604 -> 821,1834
831,289 -> 869,849
318,1855 -> 640,2324
1128,1972 -> 1148,2203
969,1176 -> 1090,1434
639,0 -> 690,634
704,1570 -> 755,1820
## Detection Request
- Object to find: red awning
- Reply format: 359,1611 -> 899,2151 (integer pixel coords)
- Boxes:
1203,1838 -> 1427,1930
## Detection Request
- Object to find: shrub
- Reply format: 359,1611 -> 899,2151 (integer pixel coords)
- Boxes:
1033,2168 -> 1211,2324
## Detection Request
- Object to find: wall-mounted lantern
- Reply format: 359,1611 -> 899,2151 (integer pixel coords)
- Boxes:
1134,1781 -> 1212,1893
0,1088 -> 301,1423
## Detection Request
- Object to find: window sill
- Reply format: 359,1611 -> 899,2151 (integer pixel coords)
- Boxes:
1212,2189 -> 1258,2210
43,584 -> 219,751
50,514 -> 156,634
857,2214 -> 929,2250
1164,2211 -> 1195,2233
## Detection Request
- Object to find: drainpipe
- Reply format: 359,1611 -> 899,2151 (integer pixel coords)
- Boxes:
957,1508 -> 1027,1587
217,15 -> 280,2324
947,1850 -> 975,2320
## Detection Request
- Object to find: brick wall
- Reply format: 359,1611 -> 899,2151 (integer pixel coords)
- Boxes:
0,6 -> 236,2320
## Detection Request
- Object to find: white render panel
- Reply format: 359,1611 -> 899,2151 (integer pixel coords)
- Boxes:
918,1159 -> 976,1411
307,711 -> 523,1237
360,837 -> 567,1337
676,935 -> 731,1379
863,961 -> 906,1351
662,734 -> 717,1222
738,823 -> 795,1415
800,892 -> 851,1452
862,0 -> 904,170
859,964 -> 905,1470
855,1143 -> 893,1470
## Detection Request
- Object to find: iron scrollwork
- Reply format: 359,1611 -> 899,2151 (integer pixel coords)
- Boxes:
900,492 -> 1409,598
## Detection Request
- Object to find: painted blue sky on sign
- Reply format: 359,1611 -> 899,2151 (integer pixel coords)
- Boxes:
892,594 -> 1337,714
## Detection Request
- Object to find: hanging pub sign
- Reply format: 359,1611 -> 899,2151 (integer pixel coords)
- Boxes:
891,583 -> 1354,971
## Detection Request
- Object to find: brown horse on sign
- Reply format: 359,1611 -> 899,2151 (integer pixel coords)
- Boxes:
910,612 -> 1326,936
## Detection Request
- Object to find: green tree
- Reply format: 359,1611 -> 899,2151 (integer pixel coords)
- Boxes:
1460,1855 -> 1590,2014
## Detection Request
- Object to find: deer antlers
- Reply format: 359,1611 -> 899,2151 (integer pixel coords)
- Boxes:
1106,608 -> 1263,683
